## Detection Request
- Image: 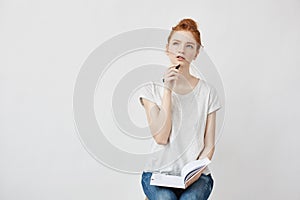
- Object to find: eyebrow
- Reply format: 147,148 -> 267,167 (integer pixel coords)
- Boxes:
172,39 -> 196,45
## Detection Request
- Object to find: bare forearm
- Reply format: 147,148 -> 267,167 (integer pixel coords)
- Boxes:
149,89 -> 173,144
197,146 -> 215,160
198,112 -> 217,160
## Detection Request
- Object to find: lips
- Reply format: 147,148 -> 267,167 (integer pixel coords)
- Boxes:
176,55 -> 185,60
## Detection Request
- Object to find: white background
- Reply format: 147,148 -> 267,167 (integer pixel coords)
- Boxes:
1,0 -> 300,199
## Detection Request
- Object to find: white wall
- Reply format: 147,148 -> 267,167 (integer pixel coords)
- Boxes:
1,0 -> 299,199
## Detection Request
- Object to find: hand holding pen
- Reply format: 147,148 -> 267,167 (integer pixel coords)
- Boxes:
162,64 -> 180,91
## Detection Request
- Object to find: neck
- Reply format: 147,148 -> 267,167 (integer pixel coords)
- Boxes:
177,63 -> 193,84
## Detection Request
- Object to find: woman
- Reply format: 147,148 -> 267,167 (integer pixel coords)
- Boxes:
139,18 -> 222,200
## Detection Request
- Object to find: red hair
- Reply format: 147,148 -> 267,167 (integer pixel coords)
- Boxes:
167,18 -> 202,50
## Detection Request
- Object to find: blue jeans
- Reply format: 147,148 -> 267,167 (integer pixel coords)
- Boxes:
141,171 -> 214,200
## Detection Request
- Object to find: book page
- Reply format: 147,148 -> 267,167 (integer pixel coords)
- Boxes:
181,157 -> 211,181
184,168 -> 204,188
150,157 -> 212,189
150,173 -> 185,188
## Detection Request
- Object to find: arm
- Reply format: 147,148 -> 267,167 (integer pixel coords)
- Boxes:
140,89 -> 173,145
197,111 -> 217,160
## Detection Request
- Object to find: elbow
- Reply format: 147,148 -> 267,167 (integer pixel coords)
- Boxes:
153,135 -> 169,145
156,140 -> 168,145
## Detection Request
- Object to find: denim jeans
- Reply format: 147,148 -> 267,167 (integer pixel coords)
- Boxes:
141,171 -> 214,200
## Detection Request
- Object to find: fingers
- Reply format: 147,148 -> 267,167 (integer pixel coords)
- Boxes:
166,65 -> 180,76
163,68 -> 179,81
169,64 -> 180,70
162,65 -> 181,90
167,71 -> 179,80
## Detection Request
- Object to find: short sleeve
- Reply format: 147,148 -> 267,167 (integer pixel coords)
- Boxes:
138,82 -> 156,107
207,85 -> 222,114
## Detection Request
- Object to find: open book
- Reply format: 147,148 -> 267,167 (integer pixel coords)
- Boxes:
150,157 -> 211,189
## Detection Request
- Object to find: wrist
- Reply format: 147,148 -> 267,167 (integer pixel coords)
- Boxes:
163,87 -> 172,94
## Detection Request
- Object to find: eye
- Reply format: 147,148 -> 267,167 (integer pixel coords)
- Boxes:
187,44 -> 194,49
172,42 -> 179,45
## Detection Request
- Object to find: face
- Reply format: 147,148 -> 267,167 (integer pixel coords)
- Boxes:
166,30 -> 199,65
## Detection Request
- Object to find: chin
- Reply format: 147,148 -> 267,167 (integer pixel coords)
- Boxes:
177,60 -> 189,65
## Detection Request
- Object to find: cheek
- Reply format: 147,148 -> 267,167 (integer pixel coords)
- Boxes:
167,47 -> 177,55
185,54 -> 194,60
186,52 -> 196,59
186,52 -> 198,62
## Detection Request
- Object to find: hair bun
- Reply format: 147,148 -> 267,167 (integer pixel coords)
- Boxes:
177,18 -> 198,31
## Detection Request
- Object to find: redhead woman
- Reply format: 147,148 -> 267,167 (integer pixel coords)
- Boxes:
139,18 -> 222,200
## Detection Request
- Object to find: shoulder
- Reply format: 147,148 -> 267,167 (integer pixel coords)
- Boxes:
197,79 -> 211,95
200,80 -> 217,94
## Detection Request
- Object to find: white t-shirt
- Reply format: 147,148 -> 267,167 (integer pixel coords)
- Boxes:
138,79 -> 222,176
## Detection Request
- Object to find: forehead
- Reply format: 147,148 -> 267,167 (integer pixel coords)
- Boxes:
170,31 -> 197,43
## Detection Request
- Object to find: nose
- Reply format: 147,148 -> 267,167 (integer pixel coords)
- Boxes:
177,44 -> 185,54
